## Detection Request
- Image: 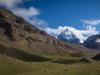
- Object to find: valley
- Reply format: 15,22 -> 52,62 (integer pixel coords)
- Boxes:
0,8 -> 100,75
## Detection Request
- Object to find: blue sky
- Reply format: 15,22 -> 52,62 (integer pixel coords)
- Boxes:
0,0 -> 100,41
21,0 -> 100,30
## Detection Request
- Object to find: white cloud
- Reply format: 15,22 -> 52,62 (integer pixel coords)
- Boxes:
12,7 -> 48,30
81,20 -> 100,26
81,19 -> 100,31
84,25 -> 96,30
12,7 -> 40,18
0,0 -> 23,8
45,26 -> 67,36
80,30 -> 98,38
27,17 -> 48,30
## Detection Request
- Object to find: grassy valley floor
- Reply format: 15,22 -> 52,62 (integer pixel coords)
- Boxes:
0,54 -> 100,75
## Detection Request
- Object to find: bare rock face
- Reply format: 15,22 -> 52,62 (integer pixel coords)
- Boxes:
0,21 -> 14,40
0,8 -> 92,54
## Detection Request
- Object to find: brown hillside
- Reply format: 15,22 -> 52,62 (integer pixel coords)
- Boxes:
0,8 -> 94,57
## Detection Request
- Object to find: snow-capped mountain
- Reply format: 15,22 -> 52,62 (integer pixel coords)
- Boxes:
46,27 -> 99,44
83,34 -> 100,50
58,29 -> 82,44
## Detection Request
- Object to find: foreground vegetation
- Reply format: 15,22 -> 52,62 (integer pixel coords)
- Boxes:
0,38 -> 99,75
0,53 -> 100,75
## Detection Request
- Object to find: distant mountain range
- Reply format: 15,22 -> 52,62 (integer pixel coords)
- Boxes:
57,28 -> 100,50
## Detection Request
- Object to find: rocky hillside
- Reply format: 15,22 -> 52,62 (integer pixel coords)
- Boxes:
0,8 -> 93,57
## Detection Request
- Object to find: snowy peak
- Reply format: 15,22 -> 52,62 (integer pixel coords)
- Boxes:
59,29 -> 78,40
58,28 -> 81,44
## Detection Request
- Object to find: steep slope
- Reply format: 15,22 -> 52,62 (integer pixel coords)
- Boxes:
0,8 -> 67,52
0,8 -> 95,61
58,29 -> 80,44
83,34 -> 100,50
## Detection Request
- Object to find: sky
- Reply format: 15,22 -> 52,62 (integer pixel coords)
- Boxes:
0,0 -> 100,42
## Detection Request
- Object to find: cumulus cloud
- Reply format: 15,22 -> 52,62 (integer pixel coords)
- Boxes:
84,25 -> 96,30
81,20 -> 100,30
27,17 -> 48,30
45,26 -> 67,36
12,7 -> 40,18
81,20 -> 100,26
12,7 -> 48,29
0,0 -> 23,8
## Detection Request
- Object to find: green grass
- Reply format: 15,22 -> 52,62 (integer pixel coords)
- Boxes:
0,44 -> 100,75
0,54 -> 100,75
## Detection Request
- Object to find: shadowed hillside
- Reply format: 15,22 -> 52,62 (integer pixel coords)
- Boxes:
0,45 -> 50,62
